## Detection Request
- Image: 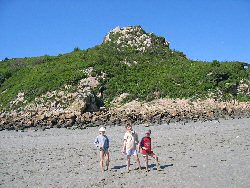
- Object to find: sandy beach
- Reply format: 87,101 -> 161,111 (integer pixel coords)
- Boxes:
0,118 -> 249,188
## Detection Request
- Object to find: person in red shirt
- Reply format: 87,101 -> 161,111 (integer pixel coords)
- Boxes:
140,129 -> 160,171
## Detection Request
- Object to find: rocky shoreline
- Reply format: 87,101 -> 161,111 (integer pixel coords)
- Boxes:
1,98 -> 249,131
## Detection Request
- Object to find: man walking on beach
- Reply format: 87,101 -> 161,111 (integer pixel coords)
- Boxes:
122,123 -> 141,172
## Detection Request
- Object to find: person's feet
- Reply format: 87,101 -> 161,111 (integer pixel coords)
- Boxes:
105,163 -> 109,171
157,162 -> 161,171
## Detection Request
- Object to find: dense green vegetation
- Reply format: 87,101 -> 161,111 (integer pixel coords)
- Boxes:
91,43 -> 249,103
0,53 -> 91,108
0,28 -> 249,111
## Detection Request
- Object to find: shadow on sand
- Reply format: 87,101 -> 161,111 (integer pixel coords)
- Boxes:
112,165 -> 127,170
112,163 -> 174,170
149,163 -> 174,170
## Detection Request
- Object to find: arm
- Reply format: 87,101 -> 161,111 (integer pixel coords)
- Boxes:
122,133 -> 127,153
106,136 -> 110,149
94,136 -> 99,147
122,139 -> 126,153
140,138 -> 144,148
140,137 -> 147,150
135,133 -> 140,151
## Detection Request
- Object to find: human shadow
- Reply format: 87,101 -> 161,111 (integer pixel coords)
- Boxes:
148,163 -> 174,170
111,163 -> 173,170
112,165 -> 127,170
160,163 -> 174,169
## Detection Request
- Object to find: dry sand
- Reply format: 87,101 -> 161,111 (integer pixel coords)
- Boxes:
0,118 -> 249,188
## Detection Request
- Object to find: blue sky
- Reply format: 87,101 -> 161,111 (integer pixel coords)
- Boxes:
0,0 -> 250,63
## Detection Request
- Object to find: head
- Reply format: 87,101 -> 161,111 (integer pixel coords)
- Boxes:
125,123 -> 133,132
145,129 -> 151,137
99,127 -> 106,135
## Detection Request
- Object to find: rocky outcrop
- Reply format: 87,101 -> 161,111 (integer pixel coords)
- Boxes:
109,99 -> 250,124
238,79 -> 250,95
103,26 -> 170,53
0,97 -> 249,131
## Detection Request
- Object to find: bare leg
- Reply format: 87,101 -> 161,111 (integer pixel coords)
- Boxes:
105,152 -> 110,170
152,153 -> 160,170
144,155 -> 149,171
127,155 -> 131,172
99,150 -> 104,173
134,154 -> 141,170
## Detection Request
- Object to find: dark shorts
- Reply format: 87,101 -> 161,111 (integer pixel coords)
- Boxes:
142,151 -> 154,157
99,147 -> 109,154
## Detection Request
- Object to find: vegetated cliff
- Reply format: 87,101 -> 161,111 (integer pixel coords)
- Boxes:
0,26 -> 249,130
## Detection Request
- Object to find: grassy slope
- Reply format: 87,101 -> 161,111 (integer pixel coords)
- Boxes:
0,43 -> 249,111
0,52 -> 91,109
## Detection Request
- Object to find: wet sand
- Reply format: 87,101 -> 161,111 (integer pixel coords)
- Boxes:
0,118 -> 249,188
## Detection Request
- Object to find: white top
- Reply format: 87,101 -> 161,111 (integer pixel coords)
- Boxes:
124,130 -> 139,151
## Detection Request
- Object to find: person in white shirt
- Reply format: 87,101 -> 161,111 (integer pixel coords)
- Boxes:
122,123 -> 141,172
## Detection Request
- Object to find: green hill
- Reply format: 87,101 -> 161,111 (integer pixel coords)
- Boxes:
0,26 -> 249,111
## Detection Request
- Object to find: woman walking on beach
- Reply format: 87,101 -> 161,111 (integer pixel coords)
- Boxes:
94,127 -> 110,173
122,123 -> 141,172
